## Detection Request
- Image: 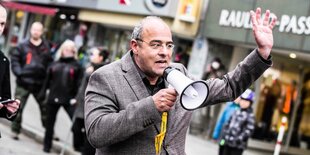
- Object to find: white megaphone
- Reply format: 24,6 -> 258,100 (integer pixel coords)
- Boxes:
163,67 -> 209,110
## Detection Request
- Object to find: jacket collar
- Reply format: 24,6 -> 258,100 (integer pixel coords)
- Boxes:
121,50 -> 150,100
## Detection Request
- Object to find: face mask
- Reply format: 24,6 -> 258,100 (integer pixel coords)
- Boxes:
211,61 -> 220,70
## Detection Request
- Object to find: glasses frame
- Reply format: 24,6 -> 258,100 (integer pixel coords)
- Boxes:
135,38 -> 175,50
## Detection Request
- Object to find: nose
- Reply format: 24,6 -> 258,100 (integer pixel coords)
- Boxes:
158,45 -> 171,56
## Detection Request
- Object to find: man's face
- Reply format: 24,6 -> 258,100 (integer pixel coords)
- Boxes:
0,7 -> 7,36
132,20 -> 174,78
30,23 -> 43,40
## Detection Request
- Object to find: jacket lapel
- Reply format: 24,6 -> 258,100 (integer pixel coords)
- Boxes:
121,51 -> 150,100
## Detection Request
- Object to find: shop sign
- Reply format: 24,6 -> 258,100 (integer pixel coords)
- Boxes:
219,9 -> 310,35
151,0 -> 168,8
145,0 -> 169,14
177,0 -> 200,23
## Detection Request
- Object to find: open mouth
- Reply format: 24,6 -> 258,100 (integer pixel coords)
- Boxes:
155,60 -> 167,64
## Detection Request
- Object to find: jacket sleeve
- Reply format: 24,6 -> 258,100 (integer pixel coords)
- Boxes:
38,66 -> 52,101
202,49 -> 272,107
10,46 -> 24,77
2,56 -> 11,100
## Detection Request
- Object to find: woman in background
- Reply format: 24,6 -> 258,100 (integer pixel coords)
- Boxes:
40,39 -> 82,152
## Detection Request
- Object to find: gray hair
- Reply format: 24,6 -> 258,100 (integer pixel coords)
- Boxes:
131,16 -> 164,40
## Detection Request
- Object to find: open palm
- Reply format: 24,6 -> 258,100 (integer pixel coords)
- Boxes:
250,8 -> 277,59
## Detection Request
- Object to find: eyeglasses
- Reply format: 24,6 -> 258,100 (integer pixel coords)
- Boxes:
136,38 -> 175,50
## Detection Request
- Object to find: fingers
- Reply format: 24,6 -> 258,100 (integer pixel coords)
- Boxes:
250,10 -> 257,30
4,101 -> 20,114
263,10 -> 270,26
251,8 -> 277,30
255,7 -> 261,25
269,15 -> 277,29
153,88 -> 178,112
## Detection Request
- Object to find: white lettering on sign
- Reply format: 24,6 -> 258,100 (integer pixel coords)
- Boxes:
278,14 -> 310,35
219,9 -> 310,35
219,9 -> 252,29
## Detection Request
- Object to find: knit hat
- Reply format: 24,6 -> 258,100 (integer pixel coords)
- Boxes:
240,89 -> 255,103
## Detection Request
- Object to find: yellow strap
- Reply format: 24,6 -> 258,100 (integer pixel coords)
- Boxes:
155,112 -> 168,155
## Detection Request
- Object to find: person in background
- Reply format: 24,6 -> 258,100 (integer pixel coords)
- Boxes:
219,89 -> 256,155
174,47 -> 189,67
39,39 -> 82,153
212,98 -> 240,155
10,21 -> 53,140
0,2 -> 20,122
201,57 -> 227,139
84,7 -> 276,155
202,57 -> 227,80
72,47 -> 108,155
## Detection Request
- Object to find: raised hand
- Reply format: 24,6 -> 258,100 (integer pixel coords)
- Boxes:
250,8 -> 277,59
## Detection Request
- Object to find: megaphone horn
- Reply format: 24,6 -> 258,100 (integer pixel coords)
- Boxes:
163,67 -> 209,110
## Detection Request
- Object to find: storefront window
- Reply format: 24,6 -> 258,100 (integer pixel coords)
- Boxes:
173,38 -> 192,68
253,54 -> 310,151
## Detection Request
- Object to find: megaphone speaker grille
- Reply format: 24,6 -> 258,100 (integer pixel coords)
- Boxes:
180,80 -> 209,110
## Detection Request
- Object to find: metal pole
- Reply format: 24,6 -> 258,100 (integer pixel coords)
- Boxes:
274,116 -> 288,155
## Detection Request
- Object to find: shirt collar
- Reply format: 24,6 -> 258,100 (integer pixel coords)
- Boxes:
131,52 -> 165,94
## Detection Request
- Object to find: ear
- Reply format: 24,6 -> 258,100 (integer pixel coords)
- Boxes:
130,39 -> 139,54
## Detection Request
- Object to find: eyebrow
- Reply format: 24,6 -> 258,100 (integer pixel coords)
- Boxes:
150,39 -> 174,44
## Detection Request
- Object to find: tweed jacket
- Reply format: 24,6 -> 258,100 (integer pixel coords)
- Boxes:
85,49 -> 271,155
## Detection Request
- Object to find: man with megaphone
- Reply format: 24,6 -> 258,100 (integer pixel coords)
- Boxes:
84,7 -> 276,155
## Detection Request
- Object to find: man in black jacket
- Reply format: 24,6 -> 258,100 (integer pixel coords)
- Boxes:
10,21 -> 53,140
0,2 -> 20,120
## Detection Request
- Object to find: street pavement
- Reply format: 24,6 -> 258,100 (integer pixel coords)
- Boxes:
0,121 -> 58,155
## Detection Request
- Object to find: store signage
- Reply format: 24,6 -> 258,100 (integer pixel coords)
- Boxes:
219,9 -> 310,35
151,0 -> 167,8
145,0 -> 169,14
177,0 -> 199,23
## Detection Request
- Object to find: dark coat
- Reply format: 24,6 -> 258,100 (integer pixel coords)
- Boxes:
10,39 -> 53,92
41,57 -> 82,105
0,51 -> 13,119
220,107 -> 255,150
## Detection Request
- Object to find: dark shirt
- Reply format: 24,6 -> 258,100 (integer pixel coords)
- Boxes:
131,54 -> 165,95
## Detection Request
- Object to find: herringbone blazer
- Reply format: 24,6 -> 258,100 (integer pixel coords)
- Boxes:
85,49 -> 271,155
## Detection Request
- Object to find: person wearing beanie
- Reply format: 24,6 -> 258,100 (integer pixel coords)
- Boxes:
219,89 -> 255,155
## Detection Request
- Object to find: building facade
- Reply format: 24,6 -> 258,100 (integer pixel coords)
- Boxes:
190,0 -> 310,154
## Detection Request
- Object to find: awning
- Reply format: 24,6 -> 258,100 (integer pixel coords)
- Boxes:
78,10 -> 173,29
3,1 -> 58,16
